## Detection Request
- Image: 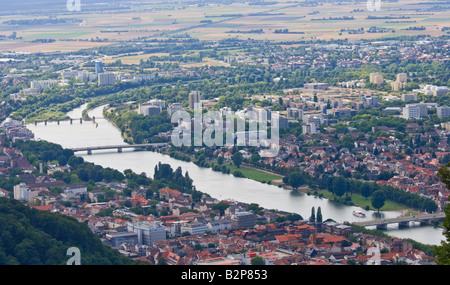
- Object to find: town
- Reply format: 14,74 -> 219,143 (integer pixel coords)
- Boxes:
0,0 -> 449,267
0,107 -> 443,265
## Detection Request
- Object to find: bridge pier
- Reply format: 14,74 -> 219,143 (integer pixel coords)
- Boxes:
80,118 -> 82,124
35,120 -> 38,126
376,224 -> 387,230
57,120 -> 60,125
117,147 -> 122,153
92,116 -> 95,123
398,221 -> 409,228
70,118 -> 73,124
44,120 -> 47,126
87,150 -> 92,155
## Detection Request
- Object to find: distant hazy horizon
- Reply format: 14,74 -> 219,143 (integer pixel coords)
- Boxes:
0,0 -> 149,14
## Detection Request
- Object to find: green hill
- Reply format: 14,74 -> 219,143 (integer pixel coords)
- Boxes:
0,197 -> 142,265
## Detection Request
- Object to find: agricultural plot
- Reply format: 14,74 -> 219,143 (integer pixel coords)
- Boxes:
0,0 -> 447,52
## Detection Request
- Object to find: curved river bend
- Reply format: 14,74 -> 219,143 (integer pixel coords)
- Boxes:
27,104 -> 445,246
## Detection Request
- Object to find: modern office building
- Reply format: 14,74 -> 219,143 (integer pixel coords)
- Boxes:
139,103 -> 161,116
127,221 -> 166,246
95,60 -> 104,74
139,100 -> 166,116
105,232 -> 138,248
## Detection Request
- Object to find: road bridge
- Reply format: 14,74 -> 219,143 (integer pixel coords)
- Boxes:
71,143 -> 169,155
34,116 -> 102,125
352,212 -> 445,230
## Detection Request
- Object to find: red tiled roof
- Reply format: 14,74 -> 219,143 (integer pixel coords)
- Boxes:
32,205 -> 52,211
275,234 -> 303,243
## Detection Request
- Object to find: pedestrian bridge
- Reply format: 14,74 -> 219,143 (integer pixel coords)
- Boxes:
71,143 -> 169,155
352,212 -> 445,230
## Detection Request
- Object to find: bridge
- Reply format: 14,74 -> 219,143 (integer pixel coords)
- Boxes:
352,212 -> 446,230
34,116 -> 102,125
71,143 -> 169,155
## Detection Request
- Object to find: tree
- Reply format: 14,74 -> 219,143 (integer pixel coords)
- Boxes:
250,256 -> 265,265
332,176 -> 346,198
211,202 -> 230,216
371,190 -> 386,212
286,172 -> 305,191
232,152 -> 243,168
435,163 -> 450,264
361,183 -> 372,200
309,207 -> 316,222
316,206 -> 323,223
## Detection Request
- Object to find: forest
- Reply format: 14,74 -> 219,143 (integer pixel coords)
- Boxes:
0,197 -> 144,265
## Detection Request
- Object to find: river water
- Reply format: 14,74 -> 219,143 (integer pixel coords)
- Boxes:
27,104 -> 445,246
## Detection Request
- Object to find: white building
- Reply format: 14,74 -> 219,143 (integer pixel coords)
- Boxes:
98,73 -> 116,85
147,99 -> 165,109
287,107 -> 302,118
167,103 -> 183,115
402,104 -> 421,120
139,103 -> 161,116
303,123 -> 318,135
63,185 -> 87,199
127,221 -> 166,246
391,81 -> 406,91
401,93 -> 417,102
207,219 -> 232,234
437,106 -> 450,119
180,222 -> 209,236
370,73 -> 384,85
414,85 -> 449,96
13,183 -> 29,201
30,79 -> 58,90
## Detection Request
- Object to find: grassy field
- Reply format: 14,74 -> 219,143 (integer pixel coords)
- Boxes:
308,189 -> 411,212
213,162 -> 283,183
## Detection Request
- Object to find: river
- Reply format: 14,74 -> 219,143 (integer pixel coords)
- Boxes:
26,104 -> 445,246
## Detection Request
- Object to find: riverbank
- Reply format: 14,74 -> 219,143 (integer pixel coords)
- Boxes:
160,148 -> 428,217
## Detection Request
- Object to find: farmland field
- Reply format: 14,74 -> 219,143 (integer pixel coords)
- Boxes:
0,0 -> 448,53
